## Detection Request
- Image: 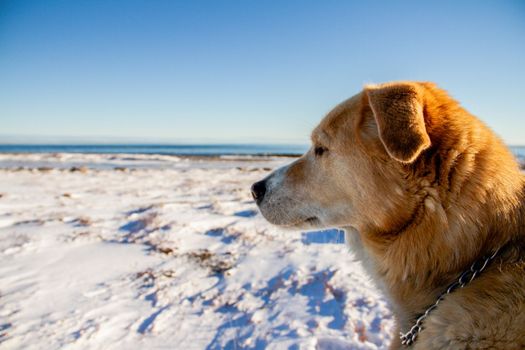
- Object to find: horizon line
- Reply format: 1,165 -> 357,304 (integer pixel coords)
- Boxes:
0,142 -> 524,148
1,135 -> 523,148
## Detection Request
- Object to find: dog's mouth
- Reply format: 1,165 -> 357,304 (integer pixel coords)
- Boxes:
282,216 -> 320,228
256,198 -> 323,228
304,217 -> 319,225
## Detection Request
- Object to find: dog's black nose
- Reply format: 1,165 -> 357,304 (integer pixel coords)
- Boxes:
251,180 -> 266,204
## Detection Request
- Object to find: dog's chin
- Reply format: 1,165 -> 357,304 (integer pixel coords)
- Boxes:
261,212 -> 323,230
257,201 -> 325,229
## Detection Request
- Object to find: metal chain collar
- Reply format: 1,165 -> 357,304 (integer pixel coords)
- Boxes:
399,248 -> 501,347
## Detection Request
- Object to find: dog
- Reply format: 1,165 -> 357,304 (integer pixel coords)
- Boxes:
252,81 -> 525,349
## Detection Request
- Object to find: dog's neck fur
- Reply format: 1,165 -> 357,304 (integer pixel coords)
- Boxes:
349,168 -> 524,340
348,85 -> 525,334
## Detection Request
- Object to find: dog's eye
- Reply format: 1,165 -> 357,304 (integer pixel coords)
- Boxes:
314,146 -> 327,157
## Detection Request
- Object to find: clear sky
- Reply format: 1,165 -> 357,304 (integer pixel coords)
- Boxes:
1,0 -> 524,144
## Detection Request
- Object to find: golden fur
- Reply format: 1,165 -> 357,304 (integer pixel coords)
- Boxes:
254,81 -> 525,349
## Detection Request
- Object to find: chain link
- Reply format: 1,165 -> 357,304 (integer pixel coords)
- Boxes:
399,248 -> 500,346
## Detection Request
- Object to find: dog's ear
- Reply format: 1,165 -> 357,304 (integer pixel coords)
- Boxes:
365,83 -> 431,163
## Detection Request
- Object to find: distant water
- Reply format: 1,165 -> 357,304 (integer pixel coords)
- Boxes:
0,144 -> 523,159
510,146 -> 525,161
0,144 -> 309,156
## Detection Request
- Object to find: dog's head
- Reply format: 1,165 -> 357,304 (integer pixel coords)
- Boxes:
252,81 -> 525,329
252,82 -> 435,233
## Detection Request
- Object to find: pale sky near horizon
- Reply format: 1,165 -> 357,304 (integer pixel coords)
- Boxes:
1,0 -> 524,144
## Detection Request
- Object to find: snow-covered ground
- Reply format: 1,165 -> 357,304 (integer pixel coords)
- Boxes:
0,153 -> 394,349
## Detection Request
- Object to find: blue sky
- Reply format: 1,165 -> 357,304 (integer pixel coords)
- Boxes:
1,0 -> 524,144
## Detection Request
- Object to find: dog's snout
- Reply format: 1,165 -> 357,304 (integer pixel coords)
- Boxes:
251,180 -> 267,204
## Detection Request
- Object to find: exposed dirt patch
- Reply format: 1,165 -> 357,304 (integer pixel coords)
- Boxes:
188,249 -> 236,274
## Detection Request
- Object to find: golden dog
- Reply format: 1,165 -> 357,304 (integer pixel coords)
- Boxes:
252,82 -> 525,349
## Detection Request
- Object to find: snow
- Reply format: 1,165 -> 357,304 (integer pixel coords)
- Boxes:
0,153 -> 394,349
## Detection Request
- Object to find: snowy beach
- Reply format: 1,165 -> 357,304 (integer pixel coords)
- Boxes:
0,152 -> 400,349
1,151 -> 524,349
